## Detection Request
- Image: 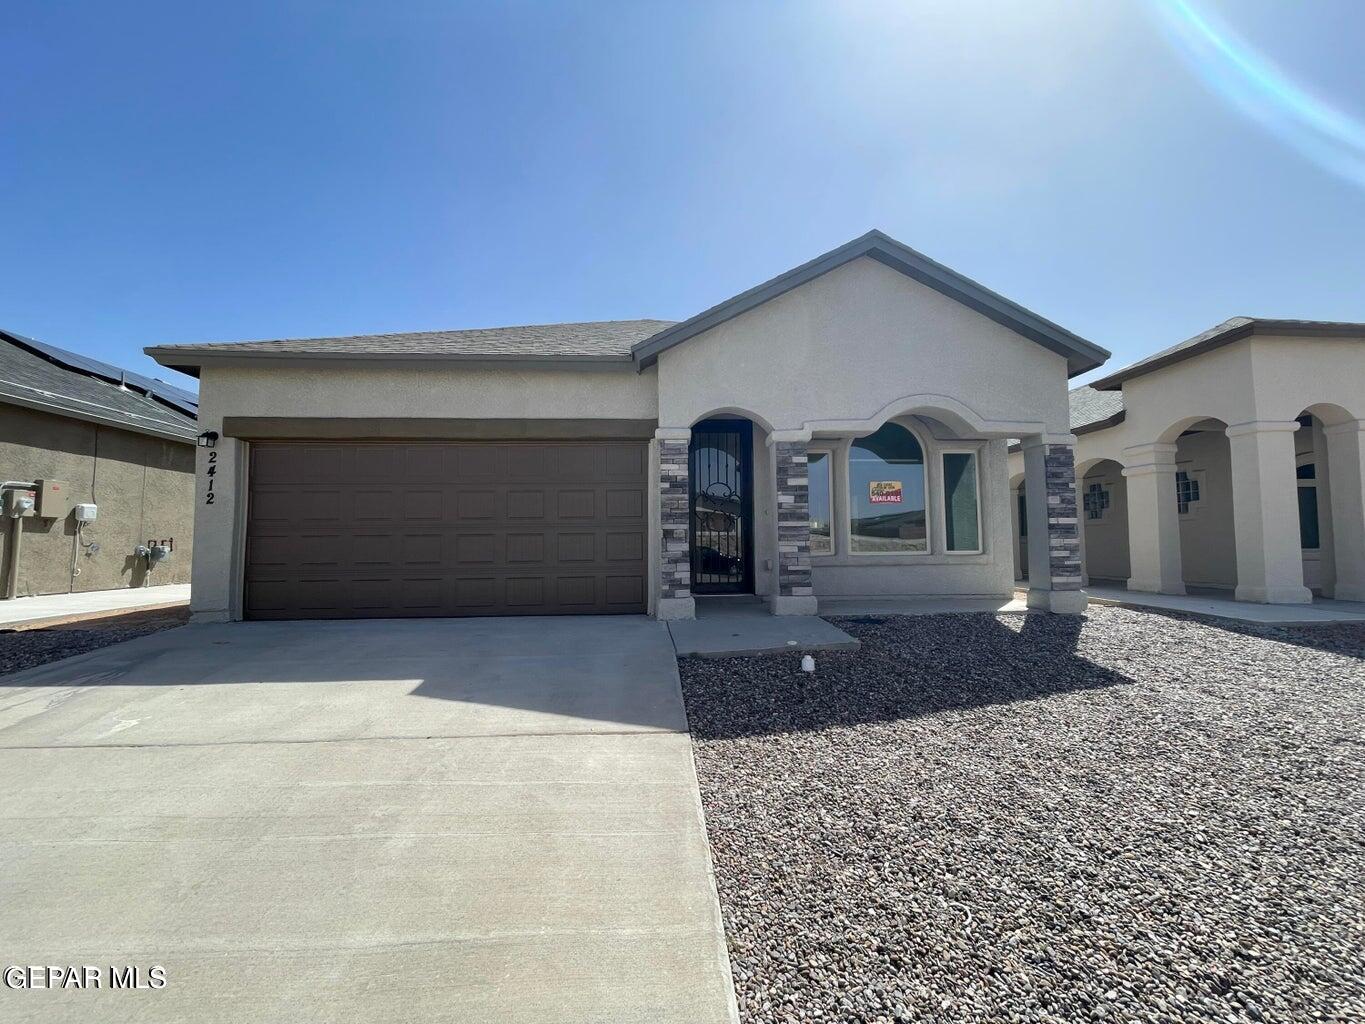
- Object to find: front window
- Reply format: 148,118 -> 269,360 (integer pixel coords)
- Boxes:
808,451 -> 832,555
941,451 -> 980,552
848,423 -> 927,553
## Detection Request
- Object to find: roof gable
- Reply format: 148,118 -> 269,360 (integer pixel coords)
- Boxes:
631,230 -> 1109,377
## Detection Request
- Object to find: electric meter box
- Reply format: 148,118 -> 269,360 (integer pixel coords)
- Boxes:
34,479 -> 73,519
74,503 -> 98,523
2,489 -> 35,517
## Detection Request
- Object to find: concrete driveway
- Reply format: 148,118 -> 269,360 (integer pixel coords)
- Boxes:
0,617 -> 737,1024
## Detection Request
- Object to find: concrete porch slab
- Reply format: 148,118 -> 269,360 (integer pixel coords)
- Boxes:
0,583 -> 190,630
1084,584 -> 1365,625
819,595 -> 1030,617
668,597 -> 859,657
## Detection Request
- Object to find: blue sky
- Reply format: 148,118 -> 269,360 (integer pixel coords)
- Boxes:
4,1 -> 1364,389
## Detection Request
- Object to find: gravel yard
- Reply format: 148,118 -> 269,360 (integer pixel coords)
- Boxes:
0,606 -> 189,677
680,606 -> 1365,1024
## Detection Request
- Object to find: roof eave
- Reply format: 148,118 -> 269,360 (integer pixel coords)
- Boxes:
1089,319 -> 1365,391
0,387 -> 197,444
631,229 -> 1110,377
144,348 -> 638,378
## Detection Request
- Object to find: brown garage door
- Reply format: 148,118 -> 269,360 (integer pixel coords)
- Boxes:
244,441 -> 648,619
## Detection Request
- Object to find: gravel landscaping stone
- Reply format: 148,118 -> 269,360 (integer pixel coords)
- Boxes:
680,606 -> 1365,1024
0,606 -> 189,677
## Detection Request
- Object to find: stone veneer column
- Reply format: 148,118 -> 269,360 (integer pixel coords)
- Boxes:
1022,436 -> 1087,614
654,429 -> 695,620
772,437 -> 817,615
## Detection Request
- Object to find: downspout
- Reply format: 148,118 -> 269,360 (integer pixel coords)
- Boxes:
1,481 -> 38,600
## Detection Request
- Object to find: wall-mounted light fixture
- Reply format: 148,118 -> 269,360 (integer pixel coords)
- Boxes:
197,431 -> 219,449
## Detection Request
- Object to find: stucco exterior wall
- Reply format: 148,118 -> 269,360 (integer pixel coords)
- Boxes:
1009,331 -> 1364,598
0,404 -> 194,598
656,256 -> 1072,436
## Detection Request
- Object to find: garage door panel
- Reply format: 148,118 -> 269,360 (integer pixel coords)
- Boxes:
246,441 -> 647,619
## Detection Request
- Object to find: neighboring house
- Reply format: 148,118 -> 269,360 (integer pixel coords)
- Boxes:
147,230 -> 1108,623
1008,318 -> 1365,603
0,329 -> 198,599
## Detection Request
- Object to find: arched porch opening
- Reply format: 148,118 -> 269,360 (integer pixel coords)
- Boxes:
1078,459 -> 1128,584
1171,417 -> 1237,593
687,412 -> 772,598
1293,402 -> 1360,598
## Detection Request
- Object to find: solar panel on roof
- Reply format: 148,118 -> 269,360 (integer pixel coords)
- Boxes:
4,330 -> 198,417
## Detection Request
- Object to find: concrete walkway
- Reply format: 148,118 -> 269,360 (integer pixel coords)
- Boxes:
1085,584 -> 1365,625
669,596 -> 859,657
0,583 -> 190,630
0,616 -> 738,1024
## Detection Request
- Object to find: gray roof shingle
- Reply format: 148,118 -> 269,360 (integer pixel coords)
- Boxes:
148,319 -> 676,372
0,332 -> 198,441
1069,385 -> 1125,433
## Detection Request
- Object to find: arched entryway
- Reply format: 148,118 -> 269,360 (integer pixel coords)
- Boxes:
1167,417 -> 1238,593
1078,459 -> 1129,584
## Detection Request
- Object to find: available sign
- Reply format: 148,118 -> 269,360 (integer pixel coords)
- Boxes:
869,480 -> 903,504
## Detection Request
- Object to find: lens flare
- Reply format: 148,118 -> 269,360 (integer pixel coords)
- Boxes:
1154,0 -> 1365,188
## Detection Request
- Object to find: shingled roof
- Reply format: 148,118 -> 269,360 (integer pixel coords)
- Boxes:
0,330 -> 198,442
147,320 -> 676,376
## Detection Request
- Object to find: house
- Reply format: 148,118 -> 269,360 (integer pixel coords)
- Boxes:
146,230 -> 1109,623
0,329 -> 198,599
1007,319 -> 1365,603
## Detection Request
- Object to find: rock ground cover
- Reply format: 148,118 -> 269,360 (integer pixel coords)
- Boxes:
680,607 -> 1365,1024
0,605 -> 189,677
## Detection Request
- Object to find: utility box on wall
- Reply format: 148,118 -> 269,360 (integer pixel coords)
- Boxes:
34,479 -> 73,519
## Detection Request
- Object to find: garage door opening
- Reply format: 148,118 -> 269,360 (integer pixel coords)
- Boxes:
244,441 -> 648,619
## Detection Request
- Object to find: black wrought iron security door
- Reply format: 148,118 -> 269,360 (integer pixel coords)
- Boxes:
689,420 -> 754,594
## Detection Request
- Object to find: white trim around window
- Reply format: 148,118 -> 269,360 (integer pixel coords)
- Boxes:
938,446 -> 984,555
807,422 -> 992,564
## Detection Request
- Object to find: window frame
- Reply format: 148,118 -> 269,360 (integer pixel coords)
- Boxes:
846,421 -> 934,558
806,447 -> 836,557
1175,467 -> 1204,518
938,446 -> 984,555
1296,453 -> 1321,552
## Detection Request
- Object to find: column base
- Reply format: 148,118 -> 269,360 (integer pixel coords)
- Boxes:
1126,578 -> 1187,596
1234,584 -> 1313,605
1329,582 -> 1365,602
768,595 -> 818,616
655,596 -> 696,620
1026,588 -> 1089,615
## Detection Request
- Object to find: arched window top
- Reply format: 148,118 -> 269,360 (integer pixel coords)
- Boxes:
848,422 -> 928,553
850,422 -> 923,465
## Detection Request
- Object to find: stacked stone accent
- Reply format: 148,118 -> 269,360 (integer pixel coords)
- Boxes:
774,441 -> 813,597
1044,444 -> 1083,589
658,438 -> 692,599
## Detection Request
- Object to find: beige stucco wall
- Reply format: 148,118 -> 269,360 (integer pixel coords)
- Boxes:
657,256 -> 1072,436
1008,331 -> 1365,598
0,404 -> 194,598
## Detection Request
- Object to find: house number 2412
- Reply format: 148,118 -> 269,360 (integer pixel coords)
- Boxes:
204,451 -> 217,505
